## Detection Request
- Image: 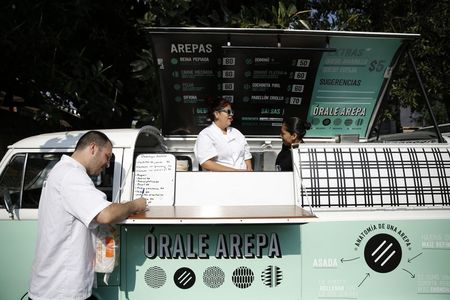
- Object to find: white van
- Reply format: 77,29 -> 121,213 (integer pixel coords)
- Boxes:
1,28 -> 449,300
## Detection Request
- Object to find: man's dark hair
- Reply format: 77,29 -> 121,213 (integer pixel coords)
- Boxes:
75,131 -> 112,150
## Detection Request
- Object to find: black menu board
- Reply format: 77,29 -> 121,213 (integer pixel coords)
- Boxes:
151,31 -> 328,136
221,47 -> 322,135
151,33 -> 226,135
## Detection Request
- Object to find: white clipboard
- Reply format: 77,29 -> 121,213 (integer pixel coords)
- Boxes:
133,153 -> 176,206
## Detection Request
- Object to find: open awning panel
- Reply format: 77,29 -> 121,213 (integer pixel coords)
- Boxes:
149,28 -> 417,139
308,36 -> 403,138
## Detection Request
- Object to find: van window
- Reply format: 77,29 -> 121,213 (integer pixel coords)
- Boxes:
22,153 -> 63,208
91,153 -> 115,201
0,153 -> 115,209
0,154 -> 25,209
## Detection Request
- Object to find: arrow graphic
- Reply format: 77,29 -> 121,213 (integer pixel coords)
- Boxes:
408,252 -> 423,263
402,268 -> 416,278
358,273 -> 370,287
341,257 -> 360,263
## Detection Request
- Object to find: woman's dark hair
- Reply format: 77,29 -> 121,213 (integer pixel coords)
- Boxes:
283,117 -> 311,139
207,98 -> 232,121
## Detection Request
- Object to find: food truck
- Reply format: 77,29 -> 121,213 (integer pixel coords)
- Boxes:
1,28 -> 449,300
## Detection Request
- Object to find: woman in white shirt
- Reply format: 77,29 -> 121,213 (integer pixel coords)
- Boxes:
194,99 -> 253,171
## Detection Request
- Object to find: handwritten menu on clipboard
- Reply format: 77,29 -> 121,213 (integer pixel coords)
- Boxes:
133,154 -> 176,206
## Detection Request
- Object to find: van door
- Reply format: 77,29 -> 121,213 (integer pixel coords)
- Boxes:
0,151 -> 64,299
0,149 -> 121,299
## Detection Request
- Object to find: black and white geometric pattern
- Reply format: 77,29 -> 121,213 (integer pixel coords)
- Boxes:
294,146 -> 450,208
144,266 -> 167,288
261,265 -> 283,287
232,266 -> 254,289
203,266 -> 225,288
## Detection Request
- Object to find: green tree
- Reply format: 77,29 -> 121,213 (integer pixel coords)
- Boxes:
0,0 -> 152,129
0,0 -> 311,130
137,0 -> 308,28
5,0 -> 445,133
308,0 -> 450,126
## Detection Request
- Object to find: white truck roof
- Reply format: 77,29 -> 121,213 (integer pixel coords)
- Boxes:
8,127 -> 161,150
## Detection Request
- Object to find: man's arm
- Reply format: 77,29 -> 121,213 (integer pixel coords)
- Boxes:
245,159 -> 253,171
95,197 -> 146,224
201,160 -> 239,171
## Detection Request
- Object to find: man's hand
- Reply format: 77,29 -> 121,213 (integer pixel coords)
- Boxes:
96,197 -> 148,224
134,197 -> 148,212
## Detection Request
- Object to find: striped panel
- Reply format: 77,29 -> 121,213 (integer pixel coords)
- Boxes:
295,147 -> 450,208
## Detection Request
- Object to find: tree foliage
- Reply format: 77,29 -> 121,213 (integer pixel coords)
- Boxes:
0,0 -> 448,131
308,0 -> 450,126
0,0 -> 149,129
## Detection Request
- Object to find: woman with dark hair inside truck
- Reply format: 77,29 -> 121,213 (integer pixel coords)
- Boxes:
276,117 -> 311,171
194,98 -> 253,171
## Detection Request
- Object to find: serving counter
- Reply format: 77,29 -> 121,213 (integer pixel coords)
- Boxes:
126,205 -> 314,224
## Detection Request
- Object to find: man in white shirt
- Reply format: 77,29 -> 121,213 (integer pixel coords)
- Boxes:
28,131 -> 147,300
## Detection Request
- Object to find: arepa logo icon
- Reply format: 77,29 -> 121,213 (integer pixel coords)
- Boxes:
174,267 -> 196,289
364,233 -> 402,273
